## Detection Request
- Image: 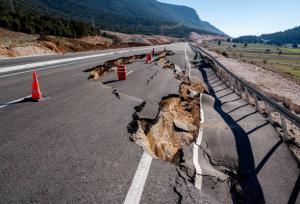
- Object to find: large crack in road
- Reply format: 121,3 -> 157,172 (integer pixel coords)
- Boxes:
84,49 -> 233,203
128,80 -> 205,163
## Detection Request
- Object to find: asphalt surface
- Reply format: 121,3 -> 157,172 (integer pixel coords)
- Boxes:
1,42 -> 299,203
192,47 -> 300,204
0,43 -> 214,203
0,46 -> 157,68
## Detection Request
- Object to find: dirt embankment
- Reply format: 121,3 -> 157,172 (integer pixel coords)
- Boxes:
0,28 -> 177,58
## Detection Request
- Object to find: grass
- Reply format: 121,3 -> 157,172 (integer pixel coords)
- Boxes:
202,41 -> 300,82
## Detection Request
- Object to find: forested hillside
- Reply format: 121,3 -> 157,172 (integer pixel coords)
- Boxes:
0,0 -> 225,38
0,2 -> 97,38
233,26 -> 300,46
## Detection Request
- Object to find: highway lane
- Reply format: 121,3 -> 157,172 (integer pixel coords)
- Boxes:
0,45 -> 165,68
0,44 -> 178,104
0,43 -> 213,203
2,41 -> 298,203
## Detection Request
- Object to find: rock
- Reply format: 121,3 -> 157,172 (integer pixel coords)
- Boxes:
181,101 -> 189,107
174,118 -> 189,132
188,89 -> 198,99
174,64 -> 182,74
185,105 -> 192,112
174,118 -> 197,132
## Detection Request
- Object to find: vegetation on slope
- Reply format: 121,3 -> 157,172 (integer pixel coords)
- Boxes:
0,3 -> 97,38
233,26 -> 300,46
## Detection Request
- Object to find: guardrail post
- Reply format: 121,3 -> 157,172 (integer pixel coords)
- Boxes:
244,87 -> 250,103
265,103 -> 273,125
280,114 -> 288,141
253,93 -> 260,111
236,81 -> 242,97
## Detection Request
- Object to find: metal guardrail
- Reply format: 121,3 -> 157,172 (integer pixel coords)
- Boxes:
191,45 -> 300,139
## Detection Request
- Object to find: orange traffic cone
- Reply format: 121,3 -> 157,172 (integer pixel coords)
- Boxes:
32,71 -> 42,101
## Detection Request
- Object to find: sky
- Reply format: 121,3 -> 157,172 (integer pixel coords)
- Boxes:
159,0 -> 300,37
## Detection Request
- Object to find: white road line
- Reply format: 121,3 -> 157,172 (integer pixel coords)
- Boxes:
0,45 -> 167,74
185,44 -> 192,79
193,93 -> 205,190
0,95 -> 31,109
124,152 -> 153,204
127,71 -> 134,76
0,58 -> 98,78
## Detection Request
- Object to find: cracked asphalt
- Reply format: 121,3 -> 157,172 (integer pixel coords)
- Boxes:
0,43 -> 215,203
192,47 -> 300,204
1,43 -> 299,203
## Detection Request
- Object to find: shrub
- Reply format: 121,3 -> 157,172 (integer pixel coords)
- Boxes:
222,51 -> 228,57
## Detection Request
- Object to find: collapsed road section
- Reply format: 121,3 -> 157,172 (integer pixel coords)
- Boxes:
84,49 -> 224,201
128,78 -> 206,163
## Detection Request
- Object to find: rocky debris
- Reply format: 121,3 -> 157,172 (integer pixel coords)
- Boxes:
128,78 -> 204,162
188,89 -> 198,99
174,118 -> 198,132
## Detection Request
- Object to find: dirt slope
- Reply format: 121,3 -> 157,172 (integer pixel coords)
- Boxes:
0,28 -> 177,58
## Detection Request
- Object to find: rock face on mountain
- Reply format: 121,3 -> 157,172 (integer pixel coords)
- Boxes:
10,0 -> 224,36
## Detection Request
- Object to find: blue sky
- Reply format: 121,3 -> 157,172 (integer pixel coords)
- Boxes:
159,0 -> 300,37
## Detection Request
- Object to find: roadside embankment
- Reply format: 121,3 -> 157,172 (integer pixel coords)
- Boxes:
0,28 -> 177,58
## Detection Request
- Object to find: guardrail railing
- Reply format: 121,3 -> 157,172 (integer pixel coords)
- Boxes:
192,44 -> 300,140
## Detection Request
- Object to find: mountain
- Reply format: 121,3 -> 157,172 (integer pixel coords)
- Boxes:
0,0 -> 224,37
233,26 -> 300,45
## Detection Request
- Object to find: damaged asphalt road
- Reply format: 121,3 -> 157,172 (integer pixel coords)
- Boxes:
1,42 -> 298,204
0,43 -> 217,203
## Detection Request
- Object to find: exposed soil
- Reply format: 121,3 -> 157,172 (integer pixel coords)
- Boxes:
85,50 -> 175,80
0,28 -> 178,58
128,69 -> 206,163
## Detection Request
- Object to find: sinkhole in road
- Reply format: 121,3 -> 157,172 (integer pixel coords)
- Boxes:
128,78 -> 207,164
84,50 -> 175,80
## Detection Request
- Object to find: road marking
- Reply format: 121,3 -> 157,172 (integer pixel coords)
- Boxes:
0,58 -> 98,78
124,151 -> 152,204
127,71 -> 134,76
185,44 -> 192,79
0,95 -> 31,109
0,45 -> 167,74
193,93 -> 205,190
